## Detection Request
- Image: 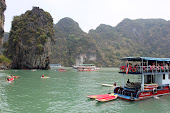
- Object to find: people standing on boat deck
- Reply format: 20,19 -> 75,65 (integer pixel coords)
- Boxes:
165,63 -> 169,71
160,63 -> 164,71
157,63 -> 160,71
127,79 -> 130,83
152,63 -> 156,70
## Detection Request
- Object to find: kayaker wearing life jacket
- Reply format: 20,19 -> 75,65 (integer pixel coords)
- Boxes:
41,75 -> 44,77
7,77 -> 14,82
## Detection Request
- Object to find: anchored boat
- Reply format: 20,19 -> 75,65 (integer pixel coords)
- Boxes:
114,57 -> 170,101
74,64 -> 100,71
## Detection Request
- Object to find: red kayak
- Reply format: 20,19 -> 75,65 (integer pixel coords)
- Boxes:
96,93 -> 118,102
87,93 -> 115,99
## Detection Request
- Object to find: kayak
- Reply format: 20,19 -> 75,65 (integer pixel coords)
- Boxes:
102,84 -> 115,87
87,93 -> 114,99
96,93 -> 118,102
8,75 -> 20,78
13,76 -> 20,78
41,76 -> 50,78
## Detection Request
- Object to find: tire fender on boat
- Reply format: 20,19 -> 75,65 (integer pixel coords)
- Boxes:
153,88 -> 157,94
132,68 -> 136,72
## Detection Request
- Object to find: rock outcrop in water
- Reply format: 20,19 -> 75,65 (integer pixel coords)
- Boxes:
4,7 -> 54,69
0,0 -> 6,46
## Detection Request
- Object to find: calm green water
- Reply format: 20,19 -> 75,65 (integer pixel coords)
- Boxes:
0,67 -> 170,113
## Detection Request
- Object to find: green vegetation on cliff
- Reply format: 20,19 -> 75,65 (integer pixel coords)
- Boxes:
3,10 -> 170,67
51,17 -> 102,66
0,55 -> 11,64
52,18 -> 170,67
4,7 -> 54,69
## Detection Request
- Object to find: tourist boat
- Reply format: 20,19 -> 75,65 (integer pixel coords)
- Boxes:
74,64 -> 100,71
73,64 -> 95,69
114,57 -> 170,101
49,64 -> 61,68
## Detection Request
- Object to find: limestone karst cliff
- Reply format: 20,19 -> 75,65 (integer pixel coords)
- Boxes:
4,7 -> 54,69
0,0 -> 6,46
52,17 -> 103,66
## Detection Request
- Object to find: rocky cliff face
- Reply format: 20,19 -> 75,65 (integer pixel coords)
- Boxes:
52,17 -> 102,66
0,0 -> 6,46
4,7 -> 54,69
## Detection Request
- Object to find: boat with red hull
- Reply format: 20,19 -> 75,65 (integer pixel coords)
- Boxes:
57,68 -> 67,72
114,57 -> 170,101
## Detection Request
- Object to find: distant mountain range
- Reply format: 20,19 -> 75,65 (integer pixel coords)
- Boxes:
4,16 -> 170,67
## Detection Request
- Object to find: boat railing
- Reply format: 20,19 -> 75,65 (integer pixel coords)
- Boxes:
119,65 -> 170,73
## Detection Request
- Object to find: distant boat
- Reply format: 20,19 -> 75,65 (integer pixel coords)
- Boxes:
49,64 -> 61,68
73,64 -> 96,69
74,64 -> 100,71
56,68 -> 67,72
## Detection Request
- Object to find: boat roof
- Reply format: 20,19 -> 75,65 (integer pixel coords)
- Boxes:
119,57 -> 170,61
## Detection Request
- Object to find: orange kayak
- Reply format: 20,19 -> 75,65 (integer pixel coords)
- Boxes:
13,76 -> 20,78
41,76 -> 50,78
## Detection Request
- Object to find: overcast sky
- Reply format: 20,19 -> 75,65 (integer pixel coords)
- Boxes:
4,0 -> 170,33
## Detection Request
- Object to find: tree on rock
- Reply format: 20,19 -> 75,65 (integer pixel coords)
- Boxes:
4,7 -> 54,69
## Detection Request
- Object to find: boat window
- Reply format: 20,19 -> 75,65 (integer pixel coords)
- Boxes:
163,74 -> 165,80
169,74 -> 170,79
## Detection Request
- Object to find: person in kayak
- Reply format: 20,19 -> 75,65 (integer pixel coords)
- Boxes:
7,77 -> 14,81
41,75 -> 44,77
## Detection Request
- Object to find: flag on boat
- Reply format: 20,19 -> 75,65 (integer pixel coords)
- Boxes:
126,60 -> 129,74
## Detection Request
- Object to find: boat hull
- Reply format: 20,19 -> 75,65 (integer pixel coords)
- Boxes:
114,86 -> 170,101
